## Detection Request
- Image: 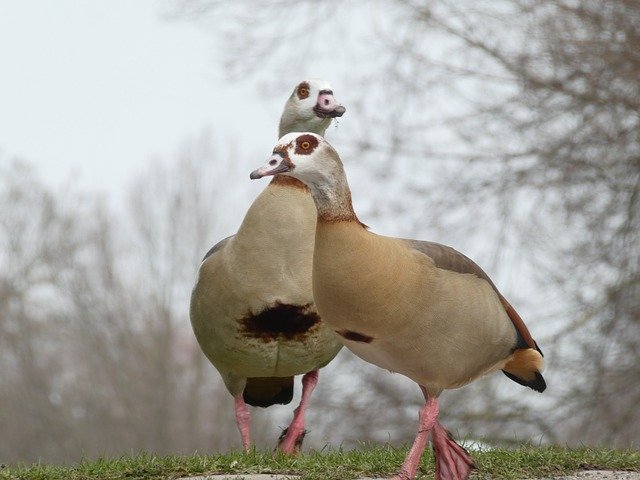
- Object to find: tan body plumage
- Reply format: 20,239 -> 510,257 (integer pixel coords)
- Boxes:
191,179 -> 341,395
251,132 -> 545,479
314,222 -> 529,394
190,81 -> 345,452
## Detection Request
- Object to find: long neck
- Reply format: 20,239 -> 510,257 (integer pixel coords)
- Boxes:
305,153 -> 361,225
310,175 -> 360,224
278,102 -> 331,138
234,180 -> 316,255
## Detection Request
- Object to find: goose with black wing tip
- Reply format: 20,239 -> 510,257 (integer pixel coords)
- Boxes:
250,132 -> 546,479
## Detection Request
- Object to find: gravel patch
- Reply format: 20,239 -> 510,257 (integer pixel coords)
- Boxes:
545,472 -> 640,480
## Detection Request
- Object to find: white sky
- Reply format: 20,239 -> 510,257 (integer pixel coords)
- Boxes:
0,0 -> 281,197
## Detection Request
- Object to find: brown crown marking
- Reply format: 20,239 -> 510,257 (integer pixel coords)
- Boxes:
296,81 -> 310,100
294,134 -> 319,155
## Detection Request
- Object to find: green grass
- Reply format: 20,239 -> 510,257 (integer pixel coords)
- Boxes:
2,445 -> 639,480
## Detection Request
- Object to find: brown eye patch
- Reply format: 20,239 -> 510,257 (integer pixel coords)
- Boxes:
294,134 -> 319,155
296,81 -> 310,100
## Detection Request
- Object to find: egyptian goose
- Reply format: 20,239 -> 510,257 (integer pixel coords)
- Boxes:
250,132 -> 546,480
190,81 -> 345,453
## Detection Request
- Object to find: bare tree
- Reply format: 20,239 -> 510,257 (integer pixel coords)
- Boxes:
172,0 -> 640,447
120,129 -> 248,454
0,159 -> 105,462
66,129 -> 262,456
0,131 -> 275,463
389,0 -> 640,446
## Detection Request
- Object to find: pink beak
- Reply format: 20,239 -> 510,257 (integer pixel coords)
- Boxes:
318,92 -> 338,110
314,91 -> 346,118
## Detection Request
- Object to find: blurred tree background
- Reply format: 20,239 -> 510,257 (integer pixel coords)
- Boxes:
1,0 -> 638,464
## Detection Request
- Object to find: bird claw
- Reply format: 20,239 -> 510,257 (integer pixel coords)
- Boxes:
276,426 -> 307,454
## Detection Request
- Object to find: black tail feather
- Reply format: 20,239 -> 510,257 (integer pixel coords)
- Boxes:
502,370 -> 547,393
243,376 -> 294,407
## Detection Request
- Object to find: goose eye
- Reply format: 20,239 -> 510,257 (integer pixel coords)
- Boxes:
294,134 -> 319,155
269,159 -> 278,166
297,83 -> 311,99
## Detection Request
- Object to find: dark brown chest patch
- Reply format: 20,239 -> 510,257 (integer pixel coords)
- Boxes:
336,329 -> 374,343
239,302 -> 320,342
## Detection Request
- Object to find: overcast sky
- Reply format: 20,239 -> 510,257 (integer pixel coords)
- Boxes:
0,0 -> 289,198
0,0 -> 467,239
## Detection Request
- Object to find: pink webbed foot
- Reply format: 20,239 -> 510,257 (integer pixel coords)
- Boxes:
391,388 -> 476,480
277,370 -> 319,454
432,421 -> 476,480
234,394 -> 252,452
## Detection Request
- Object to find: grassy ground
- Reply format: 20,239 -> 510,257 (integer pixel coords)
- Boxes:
2,445 -> 639,480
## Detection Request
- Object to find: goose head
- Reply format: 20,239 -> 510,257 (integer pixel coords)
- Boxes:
278,80 -> 346,137
250,132 -> 343,191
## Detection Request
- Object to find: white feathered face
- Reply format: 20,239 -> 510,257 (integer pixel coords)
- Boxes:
250,132 -> 327,183
291,80 -> 346,120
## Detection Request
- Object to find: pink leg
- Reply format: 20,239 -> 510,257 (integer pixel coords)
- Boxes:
392,392 -> 439,480
234,394 -> 251,452
431,421 -> 475,480
277,370 -> 319,454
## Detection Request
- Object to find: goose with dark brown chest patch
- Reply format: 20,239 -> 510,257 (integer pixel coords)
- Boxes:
190,81 -> 345,453
250,132 -> 546,479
